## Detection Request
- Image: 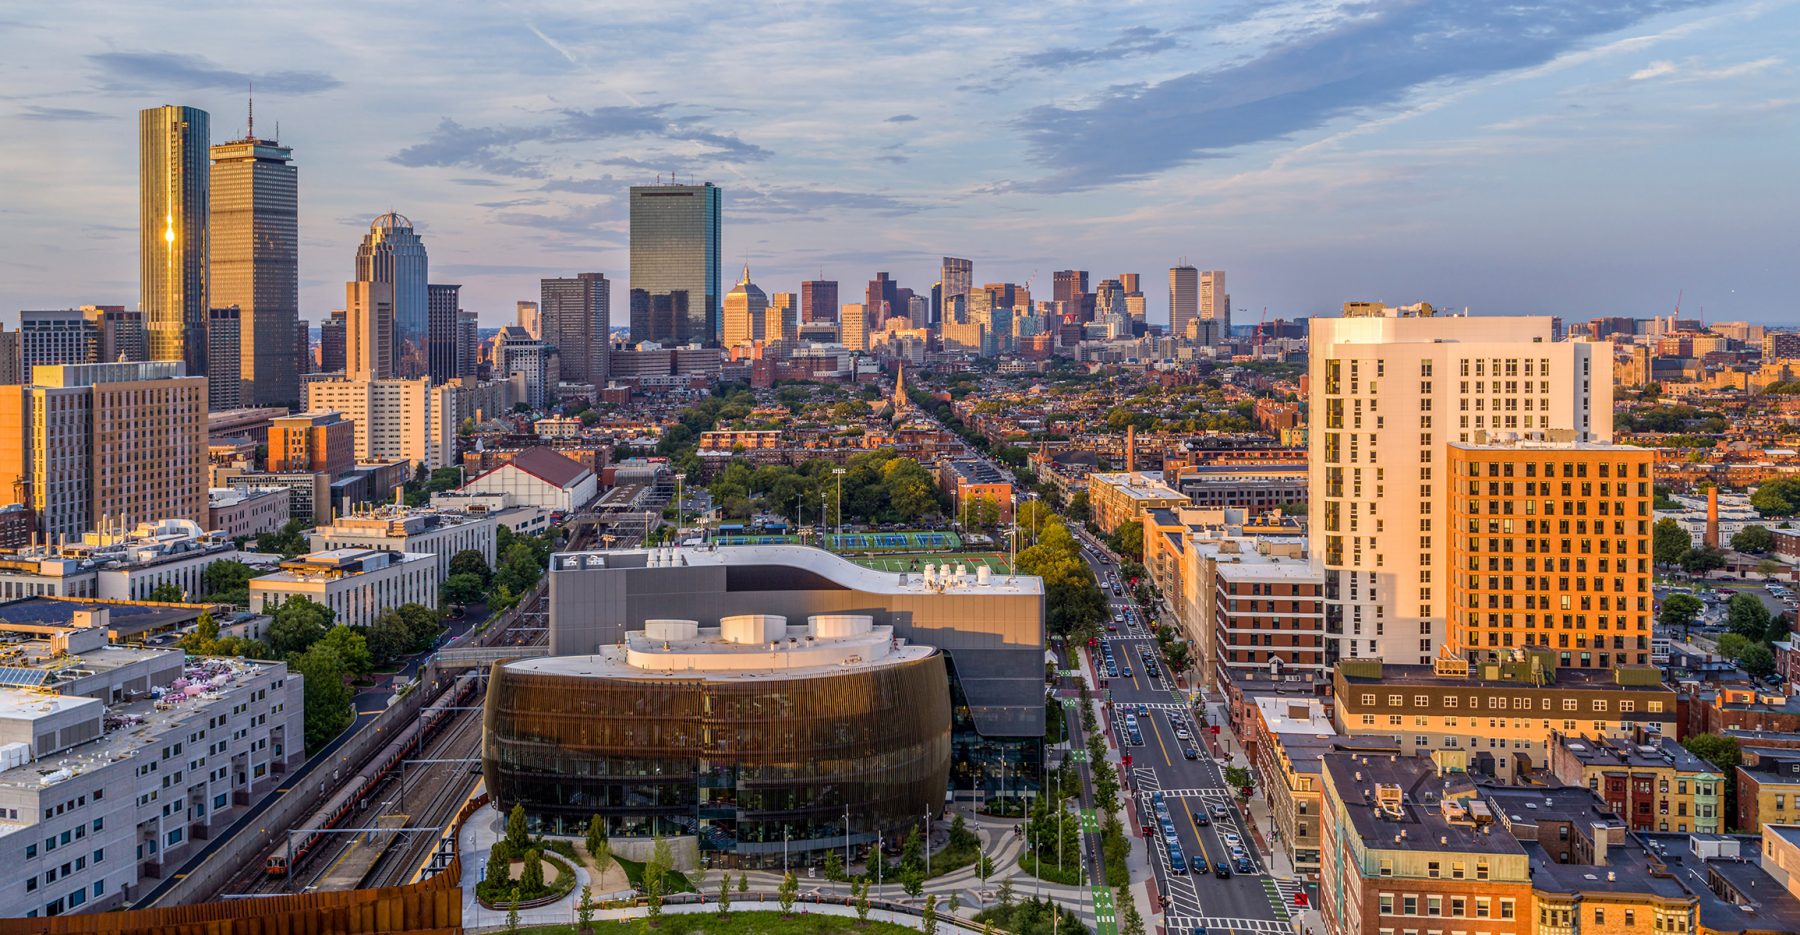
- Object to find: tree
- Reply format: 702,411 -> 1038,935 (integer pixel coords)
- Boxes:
716,872 -> 731,915
738,871 -> 748,894
1682,547 -> 1728,576
1654,518 -> 1693,567
442,573 -> 486,606
257,518 -> 308,559
146,582 -> 184,603
519,848 -> 544,894
1753,477 -> 1800,517
901,824 -> 924,875
1066,490 -> 1090,523
486,841 -> 511,887
1224,765 -> 1255,792
178,612 -> 222,655
317,625 -> 373,679
948,892 -> 960,914
922,894 -> 938,935
996,878 -> 1014,910
778,871 -> 798,915
977,854 -> 993,885
290,642 -> 353,752
1113,520 -> 1144,562
854,878 -> 870,924
642,834 -> 671,917
578,884 -> 596,933
902,871 -> 923,898
1119,886 -> 1146,935
824,846 -> 843,882
585,815 -> 609,873
1660,594 -> 1704,638
1741,643 -> 1777,678
1734,525 -> 1777,554
268,595 -> 334,655
505,888 -> 520,935
506,803 -> 530,852
1727,593 -> 1773,639
202,559 -> 261,604
1684,732 -> 1744,827
453,547 -> 496,583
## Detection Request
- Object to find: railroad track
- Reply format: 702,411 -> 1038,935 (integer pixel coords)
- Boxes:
366,705 -> 484,888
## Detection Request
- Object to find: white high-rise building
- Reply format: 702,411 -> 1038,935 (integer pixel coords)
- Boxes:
304,376 -> 458,470
1308,302 -> 1613,666
1199,270 -> 1228,339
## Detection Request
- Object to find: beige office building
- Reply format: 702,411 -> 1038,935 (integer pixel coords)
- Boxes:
722,265 -> 768,350
1309,303 -> 1613,666
305,377 -> 457,470
0,361 -> 207,540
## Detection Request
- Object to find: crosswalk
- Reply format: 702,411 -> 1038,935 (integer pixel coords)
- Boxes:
1269,878 -> 1308,916
1166,915 -> 1296,934
1149,786 -> 1233,800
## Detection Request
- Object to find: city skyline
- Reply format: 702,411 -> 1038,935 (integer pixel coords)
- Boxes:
2,3 -> 1795,326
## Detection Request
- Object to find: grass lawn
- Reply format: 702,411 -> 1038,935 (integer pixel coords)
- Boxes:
1016,852 -> 1083,886
611,854 -> 697,893
521,913 -> 919,934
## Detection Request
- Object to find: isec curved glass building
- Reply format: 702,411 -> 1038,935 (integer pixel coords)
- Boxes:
484,613 -> 951,864
483,544 -> 1046,865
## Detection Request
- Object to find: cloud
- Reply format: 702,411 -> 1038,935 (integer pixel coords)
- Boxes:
1631,60 -> 1680,79
16,105 -> 112,121
966,25 -> 1183,92
391,106 -> 769,179
1013,0 -> 1717,192
88,51 -> 341,94
885,113 -> 918,123
732,187 -> 923,221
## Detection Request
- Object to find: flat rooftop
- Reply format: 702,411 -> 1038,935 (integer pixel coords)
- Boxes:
0,656 -> 280,795
1322,753 -> 1527,859
548,544 -> 1043,597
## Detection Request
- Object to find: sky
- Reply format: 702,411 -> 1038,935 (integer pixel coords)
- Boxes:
2,0 -> 1798,328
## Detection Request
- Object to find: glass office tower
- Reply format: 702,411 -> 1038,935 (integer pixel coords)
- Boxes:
140,105 -> 211,378
628,183 -> 721,345
354,212 -> 429,379
210,130 -> 299,407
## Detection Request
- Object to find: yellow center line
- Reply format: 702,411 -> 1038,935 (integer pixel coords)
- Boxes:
1180,795 -> 1217,869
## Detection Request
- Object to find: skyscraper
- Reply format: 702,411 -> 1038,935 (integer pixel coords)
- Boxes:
840,303 -> 871,351
722,265 -> 768,350
517,301 -> 541,338
18,308 -> 146,377
540,274 -> 611,386
1118,273 -> 1140,294
940,257 -> 973,308
1169,265 -> 1198,340
866,273 -> 899,325
210,116 -> 298,407
427,283 -> 462,384
1308,303 -> 1612,667
456,310 -> 480,379
1199,270 -> 1228,338
1053,270 -> 1089,317
628,182 -> 721,345
801,280 -> 839,324
353,212 -> 428,378
345,280 -> 394,380
140,105 -> 210,377
206,306 -> 241,410
319,310 -> 346,374
767,292 -> 797,351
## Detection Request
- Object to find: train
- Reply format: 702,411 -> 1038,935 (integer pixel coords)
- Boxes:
266,673 -> 482,877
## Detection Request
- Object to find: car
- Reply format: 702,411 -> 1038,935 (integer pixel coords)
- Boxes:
1211,804 -> 1229,818
1190,858 -> 1208,876
1176,727 -> 1192,741
1151,791 -> 1166,806
1214,862 -> 1232,879
1236,857 -> 1254,874
1191,808 -> 1209,825
1121,666 -> 1132,677
1221,832 -> 1241,847
1107,623 -> 1118,632
1137,704 -> 1149,716
1169,849 -> 1188,874
1183,746 -> 1200,761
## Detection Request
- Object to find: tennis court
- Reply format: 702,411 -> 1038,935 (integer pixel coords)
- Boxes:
713,534 -> 801,546
711,529 -> 962,553
851,552 -> 1014,575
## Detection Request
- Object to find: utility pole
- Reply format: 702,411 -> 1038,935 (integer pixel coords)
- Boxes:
833,467 -> 847,540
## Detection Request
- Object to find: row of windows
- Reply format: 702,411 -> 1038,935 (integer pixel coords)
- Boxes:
1355,693 -> 1664,713
1378,892 -> 1515,918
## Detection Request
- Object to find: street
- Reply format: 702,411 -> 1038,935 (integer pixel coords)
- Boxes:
1078,535 -> 1302,935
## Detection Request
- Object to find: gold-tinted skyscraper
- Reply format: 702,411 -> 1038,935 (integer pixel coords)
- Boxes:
210,105 -> 299,407
140,105 -> 210,378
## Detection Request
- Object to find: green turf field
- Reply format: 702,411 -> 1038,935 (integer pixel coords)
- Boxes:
850,551 -> 1014,575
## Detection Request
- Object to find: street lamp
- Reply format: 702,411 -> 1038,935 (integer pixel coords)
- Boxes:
833,468 -> 847,540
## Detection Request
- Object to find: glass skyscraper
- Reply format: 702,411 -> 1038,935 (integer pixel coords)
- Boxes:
139,105 -> 210,378
354,212 -> 429,378
210,125 -> 299,407
628,183 -> 721,345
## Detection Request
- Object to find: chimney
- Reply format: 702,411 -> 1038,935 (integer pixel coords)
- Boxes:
1704,486 -> 1720,550
1125,424 -> 1135,474
1592,821 -> 1610,866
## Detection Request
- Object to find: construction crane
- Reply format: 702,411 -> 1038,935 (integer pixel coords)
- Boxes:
1254,306 -> 1270,354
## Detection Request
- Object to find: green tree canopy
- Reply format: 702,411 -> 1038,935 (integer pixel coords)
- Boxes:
1654,518 -> 1692,567
1733,525 -> 1777,554
1659,594 -> 1704,633
267,596 -> 335,656
1753,478 -> 1800,518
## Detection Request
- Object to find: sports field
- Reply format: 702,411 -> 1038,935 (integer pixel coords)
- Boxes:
713,530 -> 963,552
850,552 -> 1014,575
